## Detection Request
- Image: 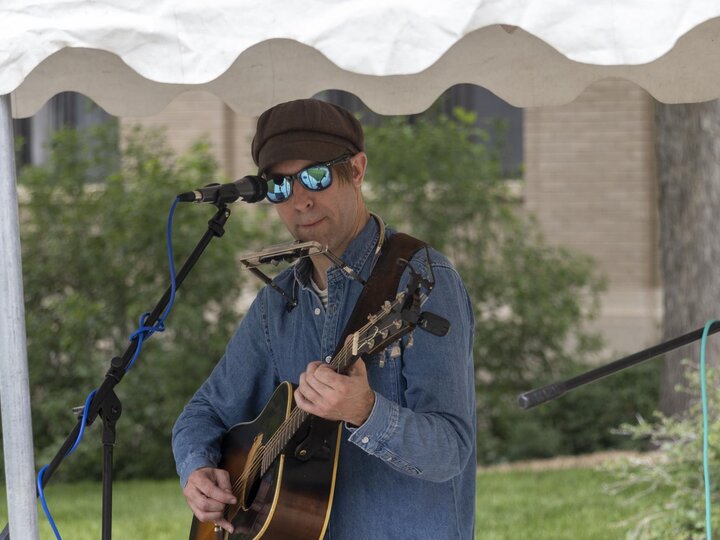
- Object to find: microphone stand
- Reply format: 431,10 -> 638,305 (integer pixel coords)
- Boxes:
0,203 -> 232,540
517,320 -> 720,409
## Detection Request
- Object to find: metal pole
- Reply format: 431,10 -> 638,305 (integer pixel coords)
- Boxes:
0,94 -> 39,540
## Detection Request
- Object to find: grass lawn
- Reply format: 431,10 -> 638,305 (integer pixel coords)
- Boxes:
1,479 -> 191,539
0,465 -> 662,539
475,467 -> 662,539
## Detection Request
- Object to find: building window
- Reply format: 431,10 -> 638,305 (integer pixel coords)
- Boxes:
14,92 -> 115,171
317,85 -> 523,179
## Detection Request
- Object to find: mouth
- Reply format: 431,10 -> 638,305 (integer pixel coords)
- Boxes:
299,217 -> 325,228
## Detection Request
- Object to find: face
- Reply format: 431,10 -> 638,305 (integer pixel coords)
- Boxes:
269,153 -> 368,257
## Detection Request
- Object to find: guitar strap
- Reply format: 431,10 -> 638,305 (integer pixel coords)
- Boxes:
293,230 -> 426,461
336,231 -> 426,351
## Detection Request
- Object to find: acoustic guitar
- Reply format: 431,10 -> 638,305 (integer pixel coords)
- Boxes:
188,283 -> 438,540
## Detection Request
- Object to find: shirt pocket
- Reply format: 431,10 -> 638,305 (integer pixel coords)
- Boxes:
363,343 -> 403,404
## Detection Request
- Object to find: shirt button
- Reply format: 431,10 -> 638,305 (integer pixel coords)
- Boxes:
314,308 -> 321,315
325,356 -> 332,363
361,436 -> 369,444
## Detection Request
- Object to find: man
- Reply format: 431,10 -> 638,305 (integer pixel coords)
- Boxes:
172,99 -> 477,538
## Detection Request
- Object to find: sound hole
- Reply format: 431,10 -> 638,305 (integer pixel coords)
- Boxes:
241,470 -> 262,510
238,434 -> 264,511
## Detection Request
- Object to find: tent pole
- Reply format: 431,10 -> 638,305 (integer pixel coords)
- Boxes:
0,94 -> 39,540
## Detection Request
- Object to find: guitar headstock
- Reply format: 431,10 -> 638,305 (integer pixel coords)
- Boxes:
351,290 -> 419,358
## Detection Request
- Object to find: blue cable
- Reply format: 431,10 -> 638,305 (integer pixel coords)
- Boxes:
161,197 -> 179,322
37,466 -> 61,539
37,388 -> 96,539
37,198 -> 180,538
700,319 -> 714,540
124,196 -> 179,372
67,390 -> 97,457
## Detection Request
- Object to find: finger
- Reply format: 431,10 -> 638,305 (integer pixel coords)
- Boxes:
193,505 -> 229,525
305,361 -> 323,377
294,387 -> 317,413
348,358 -> 368,377
298,373 -> 317,403
197,474 -> 237,505
214,518 -> 235,534
212,468 -> 234,493
185,498 -> 219,521
307,366 -> 336,391
186,484 -> 230,513
305,362 -> 322,377
313,364 -> 344,385
203,485 -> 237,506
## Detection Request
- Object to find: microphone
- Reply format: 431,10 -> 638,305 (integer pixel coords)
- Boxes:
177,176 -> 267,205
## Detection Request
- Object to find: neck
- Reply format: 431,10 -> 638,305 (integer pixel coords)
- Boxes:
310,258 -> 329,291
310,209 -> 371,290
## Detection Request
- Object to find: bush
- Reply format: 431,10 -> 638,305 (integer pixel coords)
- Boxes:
608,358 -> 720,539
13,122 -> 278,481
498,360 -> 660,461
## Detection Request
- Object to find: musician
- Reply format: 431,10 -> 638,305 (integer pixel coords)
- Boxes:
172,99 -> 477,538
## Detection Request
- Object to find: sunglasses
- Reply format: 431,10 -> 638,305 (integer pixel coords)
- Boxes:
263,154 -> 351,204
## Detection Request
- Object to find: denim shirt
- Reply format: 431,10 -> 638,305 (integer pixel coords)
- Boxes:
172,217 -> 477,539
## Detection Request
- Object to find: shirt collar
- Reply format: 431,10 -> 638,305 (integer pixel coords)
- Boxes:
294,214 -> 382,288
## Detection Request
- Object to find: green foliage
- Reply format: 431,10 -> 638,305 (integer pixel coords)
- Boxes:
495,361 -> 660,461
608,359 -> 720,539
15,122 -> 278,481
363,107 -> 628,463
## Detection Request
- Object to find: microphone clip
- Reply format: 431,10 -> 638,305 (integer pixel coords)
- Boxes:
177,176 -> 267,206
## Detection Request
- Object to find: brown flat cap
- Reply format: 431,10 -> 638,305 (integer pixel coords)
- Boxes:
251,99 -> 364,172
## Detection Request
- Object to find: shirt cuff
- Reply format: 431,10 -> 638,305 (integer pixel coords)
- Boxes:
346,391 -> 399,453
178,452 -> 218,488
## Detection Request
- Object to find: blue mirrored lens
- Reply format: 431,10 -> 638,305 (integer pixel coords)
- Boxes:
266,177 -> 292,203
299,166 -> 331,190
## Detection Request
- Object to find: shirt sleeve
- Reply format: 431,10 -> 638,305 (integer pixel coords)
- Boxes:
171,291 -> 279,487
346,253 -> 476,482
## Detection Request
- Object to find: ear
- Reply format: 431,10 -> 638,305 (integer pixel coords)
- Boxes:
350,152 -> 368,188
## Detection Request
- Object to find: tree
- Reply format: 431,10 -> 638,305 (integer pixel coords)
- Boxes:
15,122 -> 279,480
656,101 -> 720,417
362,108 -> 617,462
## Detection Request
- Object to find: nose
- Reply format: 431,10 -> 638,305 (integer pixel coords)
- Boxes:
292,181 -> 314,211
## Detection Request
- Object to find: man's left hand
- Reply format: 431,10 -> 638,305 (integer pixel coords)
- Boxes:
295,358 -> 375,426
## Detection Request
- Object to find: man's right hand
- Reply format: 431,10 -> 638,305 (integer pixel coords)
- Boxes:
183,467 -> 237,534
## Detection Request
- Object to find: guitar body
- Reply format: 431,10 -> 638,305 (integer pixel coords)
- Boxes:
189,382 -> 342,540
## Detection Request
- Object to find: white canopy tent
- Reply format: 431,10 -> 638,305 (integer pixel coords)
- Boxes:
2,1 -> 720,536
